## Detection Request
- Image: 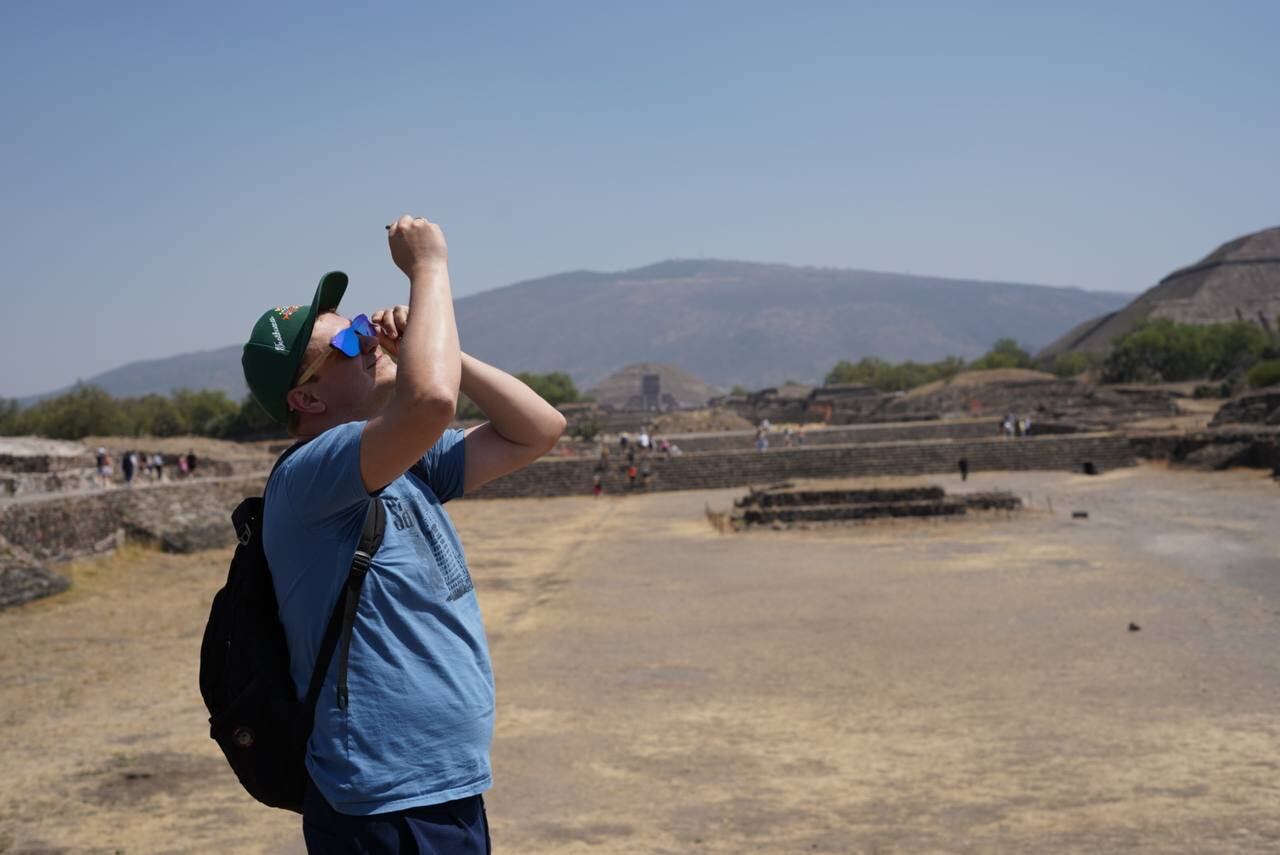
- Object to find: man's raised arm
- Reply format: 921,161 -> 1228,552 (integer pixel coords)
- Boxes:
360,215 -> 461,492
456,353 -> 566,494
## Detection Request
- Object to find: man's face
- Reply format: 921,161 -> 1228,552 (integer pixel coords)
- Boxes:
299,312 -> 390,420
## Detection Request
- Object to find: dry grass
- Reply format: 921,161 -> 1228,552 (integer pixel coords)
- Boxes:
83,435 -> 271,460
5,468 -> 1280,852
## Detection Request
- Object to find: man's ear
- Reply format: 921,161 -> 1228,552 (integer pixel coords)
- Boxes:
286,385 -> 327,417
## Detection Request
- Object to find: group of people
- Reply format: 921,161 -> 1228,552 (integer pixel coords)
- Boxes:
756,420 -> 806,452
1001,413 -> 1034,438
592,429 -> 683,495
617,429 -> 678,456
93,447 -> 199,488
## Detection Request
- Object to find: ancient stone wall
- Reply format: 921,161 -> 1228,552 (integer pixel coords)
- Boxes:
663,419 -> 1079,454
0,476 -> 264,563
470,433 -> 1140,499
0,453 -> 92,474
1129,428 -> 1280,471
1211,387 -> 1280,427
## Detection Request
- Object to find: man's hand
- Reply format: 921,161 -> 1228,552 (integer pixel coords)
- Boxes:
387,215 -> 448,279
371,304 -> 409,358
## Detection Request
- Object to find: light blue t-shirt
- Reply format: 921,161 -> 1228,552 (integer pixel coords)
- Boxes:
263,422 -> 494,815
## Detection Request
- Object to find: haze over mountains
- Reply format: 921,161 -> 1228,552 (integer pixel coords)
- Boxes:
17,260 -> 1127,403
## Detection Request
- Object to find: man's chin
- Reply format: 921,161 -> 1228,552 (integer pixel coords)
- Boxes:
369,377 -> 397,412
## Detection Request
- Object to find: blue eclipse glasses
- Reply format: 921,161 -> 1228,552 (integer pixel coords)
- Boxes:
331,313 -> 374,356
296,314 -> 376,385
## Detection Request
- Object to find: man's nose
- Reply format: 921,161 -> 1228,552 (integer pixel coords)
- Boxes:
359,334 -> 379,354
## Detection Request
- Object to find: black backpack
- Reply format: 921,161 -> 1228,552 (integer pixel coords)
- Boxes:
199,445 -> 386,813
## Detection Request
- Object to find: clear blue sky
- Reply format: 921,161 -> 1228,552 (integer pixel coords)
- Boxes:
2,1 -> 1277,397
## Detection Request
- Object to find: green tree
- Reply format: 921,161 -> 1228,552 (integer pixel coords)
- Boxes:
10,385 -> 127,439
1103,319 -> 1269,383
173,389 -> 240,435
1202,322 -> 1269,379
0,399 -> 18,434
969,338 -> 1033,371
122,394 -> 189,436
221,396 -> 287,440
515,371 -> 580,406
824,355 -> 965,392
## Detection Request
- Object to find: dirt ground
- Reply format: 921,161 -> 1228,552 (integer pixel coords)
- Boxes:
3,464 -> 1280,853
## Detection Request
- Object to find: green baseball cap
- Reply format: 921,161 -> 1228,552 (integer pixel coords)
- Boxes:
241,271 -> 348,423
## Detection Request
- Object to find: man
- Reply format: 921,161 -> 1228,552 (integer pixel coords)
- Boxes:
240,214 -> 565,853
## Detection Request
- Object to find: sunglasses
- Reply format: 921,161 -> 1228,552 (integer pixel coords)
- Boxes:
296,314 -> 375,385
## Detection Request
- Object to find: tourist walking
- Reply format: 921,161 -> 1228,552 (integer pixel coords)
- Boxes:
95,448 -> 112,488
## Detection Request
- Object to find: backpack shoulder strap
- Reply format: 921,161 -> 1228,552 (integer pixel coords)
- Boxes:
228,441 -> 307,545
302,497 -> 386,715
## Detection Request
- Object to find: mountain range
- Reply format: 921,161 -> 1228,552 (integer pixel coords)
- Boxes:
19,259 -> 1128,403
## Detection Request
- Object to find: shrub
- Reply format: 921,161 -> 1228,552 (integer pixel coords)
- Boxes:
824,355 -> 966,392
1247,359 -> 1280,389
1051,352 -> 1102,379
574,418 -> 602,441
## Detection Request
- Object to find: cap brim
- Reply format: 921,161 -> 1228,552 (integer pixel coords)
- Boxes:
289,270 -> 349,379
313,271 -> 348,315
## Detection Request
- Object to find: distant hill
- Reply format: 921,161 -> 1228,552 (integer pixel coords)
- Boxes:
20,259 -> 1128,402
19,345 -> 247,406
1037,226 -> 1280,361
453,260 -> 1125,389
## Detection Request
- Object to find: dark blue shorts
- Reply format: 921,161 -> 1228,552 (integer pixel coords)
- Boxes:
303,780 -> 491,854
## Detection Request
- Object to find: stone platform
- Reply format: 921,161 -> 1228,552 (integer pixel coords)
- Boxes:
724,484 -> 1021,529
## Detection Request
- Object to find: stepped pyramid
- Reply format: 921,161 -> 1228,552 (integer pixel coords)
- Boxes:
1038,226 -> 1280,359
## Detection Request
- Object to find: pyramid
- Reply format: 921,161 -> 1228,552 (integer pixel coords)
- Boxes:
1038,226 -> 1280,360
586,363 -> 720,410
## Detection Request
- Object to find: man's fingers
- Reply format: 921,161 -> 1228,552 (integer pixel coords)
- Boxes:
388,214 -> 413,237
370,307 -> 407,339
